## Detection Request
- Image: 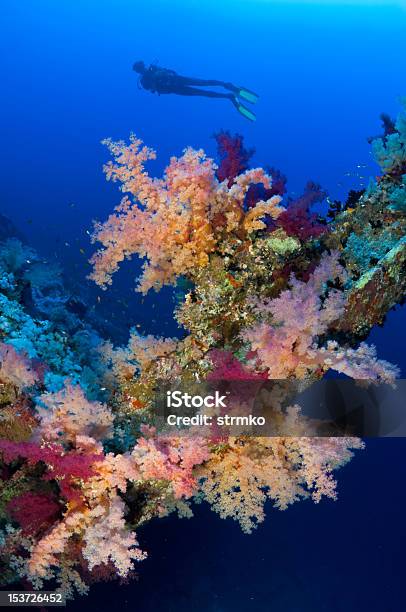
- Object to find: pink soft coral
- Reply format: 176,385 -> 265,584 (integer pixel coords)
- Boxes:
82,495 -> 146,577
242,251 -> 398,382
132,426 -> 209,499
0,343 -> 38,389
242,251 -> 348,378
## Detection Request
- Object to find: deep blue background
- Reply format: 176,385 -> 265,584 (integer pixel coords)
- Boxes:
1,1 -> 405,610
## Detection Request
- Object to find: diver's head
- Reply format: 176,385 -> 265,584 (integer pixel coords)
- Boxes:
133,61 -> 146,74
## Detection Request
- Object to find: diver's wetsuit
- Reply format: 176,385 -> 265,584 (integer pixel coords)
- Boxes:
136,64 -> 258,121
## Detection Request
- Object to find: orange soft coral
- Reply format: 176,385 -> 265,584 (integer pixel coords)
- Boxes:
89,135 -> 278,293
197,433 -> 363,533
35,383 -> 114,445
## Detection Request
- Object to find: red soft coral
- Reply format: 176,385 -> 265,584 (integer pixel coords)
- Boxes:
215,131 -> 254,186
277,181 -> 327,241
0,440 -> 103,504
207,350 -> 268,381
7,492 -> 60,536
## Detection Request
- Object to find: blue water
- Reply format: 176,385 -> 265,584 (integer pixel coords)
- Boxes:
1,1 -> 406,610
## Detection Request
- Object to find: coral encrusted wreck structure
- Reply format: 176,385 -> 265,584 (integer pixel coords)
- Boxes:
0,101 -> 405,599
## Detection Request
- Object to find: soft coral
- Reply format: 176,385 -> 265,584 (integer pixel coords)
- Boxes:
277,181 -> 327,241
214,131 -> 254,186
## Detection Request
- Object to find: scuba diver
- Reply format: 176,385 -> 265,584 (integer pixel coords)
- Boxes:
133,61 -> 258,122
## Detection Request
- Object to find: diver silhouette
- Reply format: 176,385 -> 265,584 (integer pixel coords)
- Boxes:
133,61 -> 258,122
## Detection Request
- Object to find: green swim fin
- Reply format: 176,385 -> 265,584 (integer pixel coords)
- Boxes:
236,101 -> 256,122
238,88 -> 259,104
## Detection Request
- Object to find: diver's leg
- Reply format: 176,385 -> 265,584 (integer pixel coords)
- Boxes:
179,78 -> 259,103
173,87 -> 256,121
230,96 -> 257,122
177,76 -> 234,89
173,86 -> 234,99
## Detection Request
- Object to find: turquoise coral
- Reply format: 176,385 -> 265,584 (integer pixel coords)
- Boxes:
344,227 -> 400,272
388,175 -> 406,212
372,98 -> 406,173
0,240 -> 107,398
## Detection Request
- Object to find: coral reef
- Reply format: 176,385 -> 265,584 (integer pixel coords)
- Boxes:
1,101 -> 405,600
